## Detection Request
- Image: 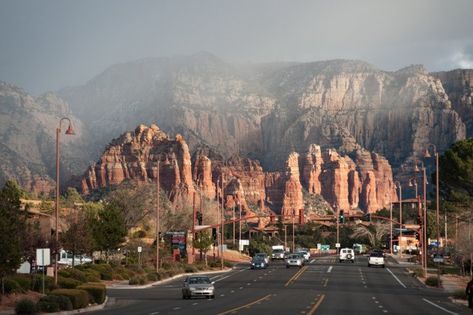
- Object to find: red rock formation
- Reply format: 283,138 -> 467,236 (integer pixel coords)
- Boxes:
320,150 -> 351,212
81,124 -> 194,200
281,152 -> 304,219
302,144 -> 323,195
193,155 -> 216,200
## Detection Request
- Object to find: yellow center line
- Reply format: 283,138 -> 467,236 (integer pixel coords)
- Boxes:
284,266 -> 308,287
307,294 -> 325,315
217,294 -> 272,315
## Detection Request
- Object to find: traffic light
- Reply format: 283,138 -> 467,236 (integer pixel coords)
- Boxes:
339,210 -> 345,223
196,211 -> 203,225
414,232 -> 419,240
212,228 -> 217,241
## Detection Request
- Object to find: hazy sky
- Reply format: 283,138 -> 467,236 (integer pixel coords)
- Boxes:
1,0 -> 472,95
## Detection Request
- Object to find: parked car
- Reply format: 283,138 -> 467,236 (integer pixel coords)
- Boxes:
339,248 -> 355,263
368,251 -> 385,268
182,276 -> 215,299
285,253 -> 304,268
251,256 -> 268,269
254,253 -> 270,265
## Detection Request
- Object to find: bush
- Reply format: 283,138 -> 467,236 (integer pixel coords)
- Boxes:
83,270 -> 101,282
184,265 -> 198,273
58,276 -> 82,289
129,276 -> 146,285
37,296 -> 60,313
59,268 -> 88,283
52,295 -> 73,311
89,264 -> 114,280
3,279 -> 22,294
127,264 -> 145,274
8,275 -> 31,292
411,268 -> 425,278
146,272 -> 159,282
49,289 -> 89,309
425,276 -> 442,287
452,289 -> 467,300
224,261 -> 233,268
15,299 -> 37,315
77,283 -> 106,304
31,275 -> 54,293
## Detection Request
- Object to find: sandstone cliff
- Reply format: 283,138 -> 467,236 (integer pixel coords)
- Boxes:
81,124 -> 195,200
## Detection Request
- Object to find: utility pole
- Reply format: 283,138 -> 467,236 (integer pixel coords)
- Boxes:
292,210 -> 295,253
284,225 -> 287,251
390,189 -> 393,255
239,202 -> 242,253
221,175 -> 224,270
156,160 -> 160,272
192,192 -> 196,257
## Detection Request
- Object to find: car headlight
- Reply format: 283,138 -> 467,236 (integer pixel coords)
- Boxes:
209,286 -> 214,290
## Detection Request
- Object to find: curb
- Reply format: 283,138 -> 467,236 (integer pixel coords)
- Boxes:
448,297 -> 468,307
107,268 -> 233,290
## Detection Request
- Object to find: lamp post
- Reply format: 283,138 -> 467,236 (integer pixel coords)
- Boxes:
409,177 -> 418,199
390,186 -> 393,255
238,201 -> 242,253
55,117 -> 75,285
395,181 -> 402,257
156,160 -> 160,272
292,209 -> 295,253
424,144 -> 440,286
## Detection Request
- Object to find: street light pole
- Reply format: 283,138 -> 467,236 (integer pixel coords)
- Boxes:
239,202 -> 242,253
390,189 -> 393,255
156,160 -> 160,272
395,181 -> 402,257
292,210 -> 295,253
55,117 -> 75,285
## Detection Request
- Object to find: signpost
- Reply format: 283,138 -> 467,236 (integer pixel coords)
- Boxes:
138,246 -> 142,266
36,248 -> 50,294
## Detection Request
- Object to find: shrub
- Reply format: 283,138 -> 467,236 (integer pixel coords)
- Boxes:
146,272 -> 159,281
208,261 -> 219,268
31,275 -> 54,293
77,283 -> 106,304
89,264 -> 114,280
411,268 -> 425,278
15,299 -> 37,315
59,268 -> 88,283
37,296 -> 60,313
83,270 -> 101,282
184,265 -> 198,273
58,276 -> 82,289
425,276 -> 442,287
8,275 -> 31,292
128,264 -> 145,274
452,289 -> 467,300
53,295 -> 73,311
49,289 -> 89,309
3,279 -> 22,294
129,275 -> 146,285
224,261 -> 233,268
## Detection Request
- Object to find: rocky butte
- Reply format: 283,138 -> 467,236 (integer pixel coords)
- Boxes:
81,124 -> 396,224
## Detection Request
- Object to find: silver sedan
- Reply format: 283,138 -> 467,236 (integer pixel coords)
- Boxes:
182,276 -> 215,299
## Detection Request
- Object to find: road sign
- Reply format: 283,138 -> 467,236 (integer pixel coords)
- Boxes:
335,243 -> 341,248
36,248 -> 50,266
137,246 -> 142,253
320,245 -> 330,251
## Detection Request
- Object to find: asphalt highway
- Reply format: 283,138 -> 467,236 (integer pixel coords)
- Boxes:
93,256 -> 471,315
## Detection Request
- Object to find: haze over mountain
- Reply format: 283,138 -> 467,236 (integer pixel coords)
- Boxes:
1,53 -> 473,197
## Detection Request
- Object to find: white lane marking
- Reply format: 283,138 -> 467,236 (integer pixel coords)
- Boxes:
211,267 -> 248,282
310,259 -> 315,264
192,303 -> 198,306
327,266 -> 333,273
230,290 -> 235,293
172,307 -> 181,310
239,287 -> 243,289
422,298 -> 459,315
386,268 -> 407,288
150,312 -> 159,315
220,294 -> 225,297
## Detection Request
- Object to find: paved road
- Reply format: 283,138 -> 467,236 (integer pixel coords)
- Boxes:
94,256 -> 471,315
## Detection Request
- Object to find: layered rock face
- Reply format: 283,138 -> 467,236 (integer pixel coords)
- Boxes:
260,62 -> 465,169
0,82 -> 87,193
81,124 -> 195,200
432,69 -> 473,137
300,145 -> 395,213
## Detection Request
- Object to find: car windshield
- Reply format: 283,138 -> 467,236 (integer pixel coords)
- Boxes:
273,249 -> 284,253
188,277 -> 211,284
256,253 -> 267,258
370,252 -> 384,257
288,255 -> 300,259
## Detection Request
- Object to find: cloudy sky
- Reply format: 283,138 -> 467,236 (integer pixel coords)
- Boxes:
1,0 -> 472,95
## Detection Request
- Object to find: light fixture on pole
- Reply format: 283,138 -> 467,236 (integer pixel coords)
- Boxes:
389,185 -> 393,254
55,117 -> 75,285
408,177 -> 418,199
395,181 -> 402,257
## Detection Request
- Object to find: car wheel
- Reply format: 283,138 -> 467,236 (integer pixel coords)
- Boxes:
382,265 -> 385,268
339,260 -> 342,263
286,265 -> 289,268
368,264 -> 370,267
211,295 -> 215,299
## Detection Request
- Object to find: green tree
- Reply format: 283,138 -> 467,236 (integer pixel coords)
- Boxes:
63,187 -> 84,208
0,180 -> 26,295
193,231 -> 213,264
92,203 -> 127,258
61,212 -> 95,266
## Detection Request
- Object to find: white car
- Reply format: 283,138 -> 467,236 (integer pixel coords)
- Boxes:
296,251 -> 310,262
339,248 -> 355,263
367,252 -> 385,268
285,254 -> 304,268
